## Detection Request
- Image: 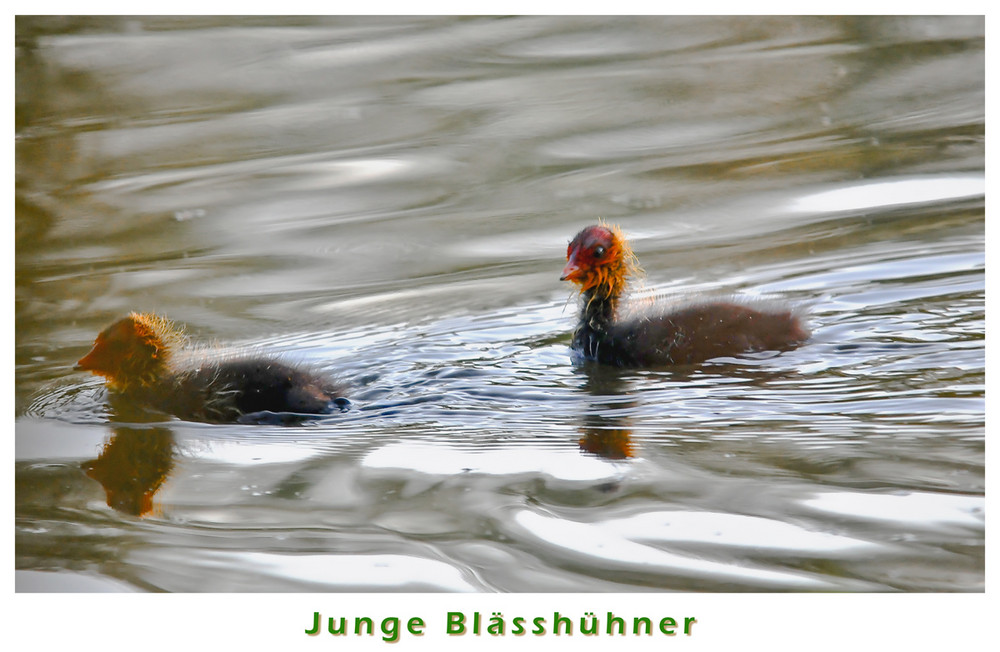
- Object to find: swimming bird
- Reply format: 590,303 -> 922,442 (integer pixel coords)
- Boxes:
76,312 -> 349,423
561,224 -> 809,367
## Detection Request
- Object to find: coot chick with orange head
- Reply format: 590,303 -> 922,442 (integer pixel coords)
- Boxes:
76,312 -> 349,423
561,224 -> 809,367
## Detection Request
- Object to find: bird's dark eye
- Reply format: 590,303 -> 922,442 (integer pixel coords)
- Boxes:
593,245 -> 606,259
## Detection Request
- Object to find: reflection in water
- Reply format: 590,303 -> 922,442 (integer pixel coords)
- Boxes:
574,361 -> 817,461
578,428 -> 633,460
576,364 -> 636,460
83,426 -> 174,517
80,395 -> 176,517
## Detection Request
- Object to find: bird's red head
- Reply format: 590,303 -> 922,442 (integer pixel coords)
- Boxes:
76,313 -> 179,390
560,223 -> 638,298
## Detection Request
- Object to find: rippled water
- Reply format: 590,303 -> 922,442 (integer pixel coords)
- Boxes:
15,16 -> 983,593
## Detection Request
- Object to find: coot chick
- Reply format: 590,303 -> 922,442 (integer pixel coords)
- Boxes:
76,312 -> 349,423
561,224 -> 809,367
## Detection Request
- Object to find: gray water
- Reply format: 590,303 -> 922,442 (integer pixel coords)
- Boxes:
15,15 -> 983,592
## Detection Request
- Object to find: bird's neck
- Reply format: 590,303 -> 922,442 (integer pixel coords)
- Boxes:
112,345 -> 171,392
579,283 -> 621,334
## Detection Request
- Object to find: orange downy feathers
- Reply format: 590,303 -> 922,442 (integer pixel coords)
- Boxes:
75,312 -> 184,391
561,222 -> 641,303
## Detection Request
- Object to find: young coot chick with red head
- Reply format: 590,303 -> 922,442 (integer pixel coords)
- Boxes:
76,312 -> 349,423
561,224 -> 809,367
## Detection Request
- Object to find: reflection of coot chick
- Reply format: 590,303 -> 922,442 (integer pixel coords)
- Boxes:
561,224 -> 809,367
76,313 -> 349,423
